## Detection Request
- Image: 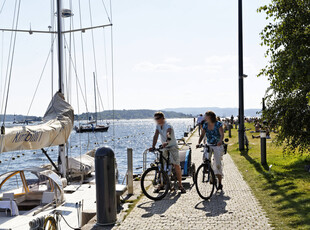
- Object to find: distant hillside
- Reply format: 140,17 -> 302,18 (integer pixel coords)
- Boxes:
0,114 -> 42,122
75,109 -> 192,120
164,107 -> 261,117
1,107 -> 261,122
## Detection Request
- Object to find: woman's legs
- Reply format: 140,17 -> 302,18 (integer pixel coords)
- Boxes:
211,146 -> 224,188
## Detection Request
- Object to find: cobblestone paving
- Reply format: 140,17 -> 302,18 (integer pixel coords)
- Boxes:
114,132 -> 272,230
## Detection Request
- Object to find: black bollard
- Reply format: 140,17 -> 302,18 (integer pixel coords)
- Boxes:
228,125 -> 232,138
95,147 -> 117,226
260,131 -> 267,165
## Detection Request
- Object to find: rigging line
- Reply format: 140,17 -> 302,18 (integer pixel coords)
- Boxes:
95,76 -> 105,113
63,19 -> 69,102
100,0 -> 111,23
2,0 -> 21,125
88,0 -> 99,79
69,0 -> 82,168
50,0 -> 55,98
0,31 -> 4,108
102,29 -> 110,109
67,6 -> 73,105
73,36 -> 83,163
1,0 -> 18,116
63,37 -> 89,112
71,2 -> 79,116
0,0 -> 7,15
109,0 -> 113,22
109,0 -> 116,149
78,0 -> 88,111
26,36 -> 57,117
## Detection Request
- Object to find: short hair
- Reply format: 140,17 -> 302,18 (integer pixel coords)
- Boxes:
205,111 -> 217,123
154,111 -> 165,120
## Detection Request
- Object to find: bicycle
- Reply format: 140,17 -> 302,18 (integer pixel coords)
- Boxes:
195,139 -> 228,200
140,146 -> 178,200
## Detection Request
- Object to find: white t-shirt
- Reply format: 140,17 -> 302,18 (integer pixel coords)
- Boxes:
156,122 -> 177,147
197,115 -> 204,124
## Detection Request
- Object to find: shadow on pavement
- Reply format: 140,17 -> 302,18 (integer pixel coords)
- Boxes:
194,193 -> 230,217
137,192 -> 181,218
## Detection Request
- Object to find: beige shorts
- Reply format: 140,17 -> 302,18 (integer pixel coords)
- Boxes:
163,146 -> 180,166
210,145 -> 224,177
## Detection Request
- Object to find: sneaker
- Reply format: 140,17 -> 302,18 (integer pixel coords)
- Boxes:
153,186 -> 163,193
218,184 -> 223,191
179,187 -> 186,194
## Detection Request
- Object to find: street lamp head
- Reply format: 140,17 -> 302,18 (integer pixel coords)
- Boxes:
242,74 -> 248,78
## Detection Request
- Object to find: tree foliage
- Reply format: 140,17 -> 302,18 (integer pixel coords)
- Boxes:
258,0 -> 310,154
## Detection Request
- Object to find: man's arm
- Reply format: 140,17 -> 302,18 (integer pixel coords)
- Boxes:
162,128 -> 172,148
152,129 -> 159,149
166,128 -> 172,140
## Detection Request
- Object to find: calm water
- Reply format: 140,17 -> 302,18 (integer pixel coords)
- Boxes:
0,118 -> 194,182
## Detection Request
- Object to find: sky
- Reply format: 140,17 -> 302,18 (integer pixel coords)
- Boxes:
0,0 -> 271,116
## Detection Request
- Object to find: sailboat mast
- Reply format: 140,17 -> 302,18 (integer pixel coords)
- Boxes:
93,72 -> 98,126
56,0 -> 64,93
56,0 -> 66,178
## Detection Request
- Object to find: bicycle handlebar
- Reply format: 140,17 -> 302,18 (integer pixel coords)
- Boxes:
196,138 -> 229,149
148,145 -> 164,153
196,143 -> 217,148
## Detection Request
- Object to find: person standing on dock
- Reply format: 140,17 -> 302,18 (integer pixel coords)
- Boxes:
150,112 -> 186,193
197,114 -> 204,135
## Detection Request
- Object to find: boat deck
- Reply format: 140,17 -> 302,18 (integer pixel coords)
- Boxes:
0,176 -> 96,229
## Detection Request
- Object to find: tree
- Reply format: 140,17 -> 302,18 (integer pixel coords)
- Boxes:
258,0 -> 310,154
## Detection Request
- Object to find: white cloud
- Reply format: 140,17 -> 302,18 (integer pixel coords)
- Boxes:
133,55 -> 240,74
163,57 -> 182,63
133,62 -> 183,72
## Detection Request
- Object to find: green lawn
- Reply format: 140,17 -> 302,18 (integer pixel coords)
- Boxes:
227,124 -> 310,230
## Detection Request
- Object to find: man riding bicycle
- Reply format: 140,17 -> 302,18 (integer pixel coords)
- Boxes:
150,112 -> 186,194
196,111 -> 224,190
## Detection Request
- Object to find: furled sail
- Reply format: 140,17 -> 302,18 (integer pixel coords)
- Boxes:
0,92 -> 74,153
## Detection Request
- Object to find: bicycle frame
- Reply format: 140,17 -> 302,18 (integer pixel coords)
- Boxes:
143,148 -> 173,174
157,148 -> 173,175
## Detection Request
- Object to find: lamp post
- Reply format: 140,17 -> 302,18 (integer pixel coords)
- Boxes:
238,0 -> 245,151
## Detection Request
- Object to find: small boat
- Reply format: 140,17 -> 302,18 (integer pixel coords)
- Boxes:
0,167 -> 65,215
74,124 -> 109,133
75,73 -> 110,133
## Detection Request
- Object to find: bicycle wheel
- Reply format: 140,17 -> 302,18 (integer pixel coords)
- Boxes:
141,167 -> 169,201
195,163 -> 215,200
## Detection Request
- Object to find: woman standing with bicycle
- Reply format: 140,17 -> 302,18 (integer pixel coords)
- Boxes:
197,111 -> 225,190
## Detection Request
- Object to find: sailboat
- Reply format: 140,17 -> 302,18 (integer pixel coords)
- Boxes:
0,0 -> 114,229
75,73 -> 109,133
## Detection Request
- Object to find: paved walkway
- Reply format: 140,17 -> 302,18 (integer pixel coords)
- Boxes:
114,132 -> 272,230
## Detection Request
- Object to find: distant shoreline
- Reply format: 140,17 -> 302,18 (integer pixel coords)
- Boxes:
2,107 -> 261,122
